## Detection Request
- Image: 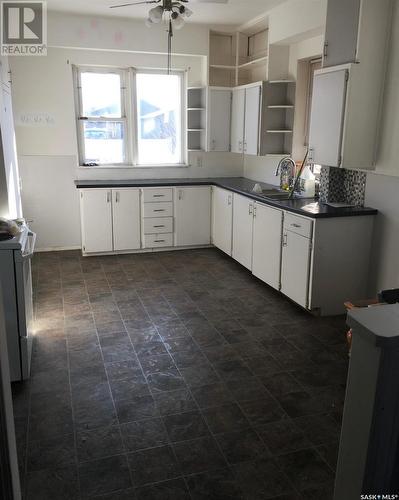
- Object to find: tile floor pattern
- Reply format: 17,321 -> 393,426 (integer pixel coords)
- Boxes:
12,248 -> 349,500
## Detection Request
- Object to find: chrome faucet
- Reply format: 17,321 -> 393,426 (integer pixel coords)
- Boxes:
275,156 -> 296,191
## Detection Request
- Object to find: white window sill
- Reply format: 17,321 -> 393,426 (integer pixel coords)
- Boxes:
78,164 -> 191,169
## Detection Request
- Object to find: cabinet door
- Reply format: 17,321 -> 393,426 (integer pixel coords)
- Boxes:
0,88 -> 22,218
244,85 -> 261,156
252,204 -> 283,290
0,56 -> 11,89
80,189 -> 113,253
308,69 -> 348,167
281,231 -> 311,309
323,0 -> 361,67
112,189 -> 141,251
175,186 -> 211,246
232,193 -> 254,270
212,187 -> 233,256
230,88 -> 245,154
208,89 -> 231,152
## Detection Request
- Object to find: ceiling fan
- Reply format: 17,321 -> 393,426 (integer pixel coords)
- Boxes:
109,0 -> 228,72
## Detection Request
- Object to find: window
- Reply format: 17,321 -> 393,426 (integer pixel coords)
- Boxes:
75,68 -> 128,165
304,58 -> 322,147
135,72 -> 183,165
74,66 -> 185,167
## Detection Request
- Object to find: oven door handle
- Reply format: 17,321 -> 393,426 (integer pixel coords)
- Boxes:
22,231 -> 36,259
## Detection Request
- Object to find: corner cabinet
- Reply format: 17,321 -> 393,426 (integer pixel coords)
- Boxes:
174,186 -> 211,246
207,88 -> 231,152
80,188 -> 141,254
230,84 -> 261,155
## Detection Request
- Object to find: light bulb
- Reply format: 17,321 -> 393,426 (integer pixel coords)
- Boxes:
149,5 -> 163,23
145,17 -> 153,27
173,14 -> 185,29
182,6 -> 193,18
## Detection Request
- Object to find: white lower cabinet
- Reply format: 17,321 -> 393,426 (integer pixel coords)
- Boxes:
80,189 -> 113,254
112,189 -> 141,251
252,204 -> 283,291
212,186 -> 233,256
232,193 -> 254,270
80,188 -> 140,254
281,229 -> 312,309
174,187 -> 211,247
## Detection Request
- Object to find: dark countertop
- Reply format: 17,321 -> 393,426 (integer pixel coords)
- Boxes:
74,177 -> 378,219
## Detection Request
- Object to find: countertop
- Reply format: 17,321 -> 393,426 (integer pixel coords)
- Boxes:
74,177 -> 378,219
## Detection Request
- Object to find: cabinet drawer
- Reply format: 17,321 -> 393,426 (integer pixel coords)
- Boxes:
284,213 -> 313,239
142,188 -> 173,203
143,217 -> 173,235
143,202 -> 173,218
144,233 -> 173,248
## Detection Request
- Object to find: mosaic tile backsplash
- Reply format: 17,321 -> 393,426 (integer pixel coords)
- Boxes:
319,166 -> 367,206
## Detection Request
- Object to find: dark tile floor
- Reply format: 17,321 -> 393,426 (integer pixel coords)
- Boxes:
12,248 -> 349,499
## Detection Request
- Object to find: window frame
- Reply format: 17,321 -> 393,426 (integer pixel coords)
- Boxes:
303,58 -> 322,147
133,68 -> 186,167
73,65 -> 130,166
73,65 -> 186,168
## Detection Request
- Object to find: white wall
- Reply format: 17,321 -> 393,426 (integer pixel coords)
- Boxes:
10,47 -> 242,250
363,1 -> 399,293
268,0 -> 326,44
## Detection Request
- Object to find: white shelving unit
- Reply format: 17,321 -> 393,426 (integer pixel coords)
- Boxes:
187,87 -> 206,151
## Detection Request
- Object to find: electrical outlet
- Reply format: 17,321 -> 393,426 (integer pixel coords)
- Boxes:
196,155 -> 203,168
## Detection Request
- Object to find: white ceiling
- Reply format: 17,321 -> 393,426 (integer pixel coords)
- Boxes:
45,0 -> 288,26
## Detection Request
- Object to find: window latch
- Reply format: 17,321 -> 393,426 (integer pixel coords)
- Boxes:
79,116 -> 89,120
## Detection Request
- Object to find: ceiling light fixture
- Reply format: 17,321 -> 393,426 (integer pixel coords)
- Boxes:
110,0 -> 194,74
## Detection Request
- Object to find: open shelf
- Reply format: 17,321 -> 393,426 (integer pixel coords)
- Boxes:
266,129 -> 293,133
187,87 -> 206,152
238,56 -> 268,69
268,105 -> 294,109
210,64 -> 236,70
268,80 -> 296,84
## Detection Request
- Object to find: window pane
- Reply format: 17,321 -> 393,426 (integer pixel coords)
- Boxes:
83,121 -> 125,164
136,73 -> 182,165
81,72 -> 122,118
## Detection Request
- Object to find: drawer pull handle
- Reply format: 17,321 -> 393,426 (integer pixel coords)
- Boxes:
153,194 -> 165,198
154,240 -> 165,243
291,223 -> 301,228
154,225 -> 165,228
154,209 -> 165,212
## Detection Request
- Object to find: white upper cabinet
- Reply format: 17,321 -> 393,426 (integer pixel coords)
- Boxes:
244,85 -> 261,156
0,56 -> 11,89
232,193 -> 254,270
230,88 -> 245,154
252,204 -> 283,291
80,189 -> 113,254
174,186 -> 211,246
112,189 -> 141,252
231,84 -> 262,156
312,0 -> 392,170
212,186 -> 233,256
323,0 -> 361,67
308,68 -> 348,167
207,88 -> 231,152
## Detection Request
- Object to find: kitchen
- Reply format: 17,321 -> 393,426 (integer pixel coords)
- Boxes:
0,0 -> 399,499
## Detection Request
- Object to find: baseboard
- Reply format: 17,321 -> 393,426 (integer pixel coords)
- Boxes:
35,246 -> 81,253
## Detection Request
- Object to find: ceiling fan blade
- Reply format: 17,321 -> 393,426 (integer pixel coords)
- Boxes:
110,0 -> 159,8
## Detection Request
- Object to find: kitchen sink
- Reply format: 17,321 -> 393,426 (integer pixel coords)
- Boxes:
257,190 -> 297,200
